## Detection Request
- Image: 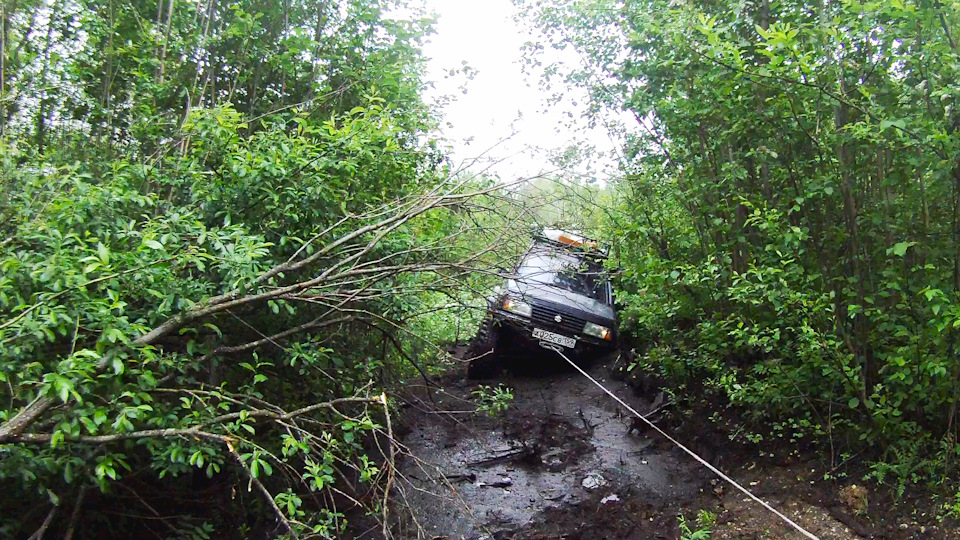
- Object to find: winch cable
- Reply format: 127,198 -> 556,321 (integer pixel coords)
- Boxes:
540,342 -> 821,540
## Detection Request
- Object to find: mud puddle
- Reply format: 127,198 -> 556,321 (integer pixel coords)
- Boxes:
392,354 -> 704,539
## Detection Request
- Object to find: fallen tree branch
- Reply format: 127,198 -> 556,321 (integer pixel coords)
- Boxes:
4,427 -> 226,445
63,486 -> 87,540
0,176 -> 529,440
226,439 -> 300,540
199,315 -> 355,361
2,395 -> 383,445
361,321 -> 437,388
466,446 -> 536,467
379,392 -> 396,539
26,505 -> 56,540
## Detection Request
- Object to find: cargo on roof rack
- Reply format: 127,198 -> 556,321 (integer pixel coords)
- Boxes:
535,227 -> 608,258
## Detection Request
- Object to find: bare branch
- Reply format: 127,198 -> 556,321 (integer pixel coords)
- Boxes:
26,505 -> 56,540
226,440 -> 300,540
63,487 -> 87,540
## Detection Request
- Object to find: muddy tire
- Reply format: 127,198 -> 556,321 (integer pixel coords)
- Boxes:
466,318 -> 501,379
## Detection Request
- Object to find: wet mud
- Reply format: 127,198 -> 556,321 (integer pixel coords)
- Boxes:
393,353 -> 705,539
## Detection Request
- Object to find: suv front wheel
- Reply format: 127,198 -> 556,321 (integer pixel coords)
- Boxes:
466,317 -> 501,379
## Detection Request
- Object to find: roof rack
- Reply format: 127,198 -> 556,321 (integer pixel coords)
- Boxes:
534,227 -> 609,258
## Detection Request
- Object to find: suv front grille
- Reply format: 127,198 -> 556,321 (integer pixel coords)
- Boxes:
530,304 -> 587,337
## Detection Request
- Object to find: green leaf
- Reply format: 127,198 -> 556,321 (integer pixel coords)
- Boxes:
202,323 -> 222,338
97,243 -> 110,264
56,377 -> 72,403
80,416 -> 97,434
889,242 -> 916,257
848,398 -> 859,409
880,119 -> 906,131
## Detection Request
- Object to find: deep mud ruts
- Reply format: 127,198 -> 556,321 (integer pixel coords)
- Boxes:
391,352 -> 704,539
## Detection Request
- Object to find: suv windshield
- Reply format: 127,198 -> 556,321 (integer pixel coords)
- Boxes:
517,248 -> 608,302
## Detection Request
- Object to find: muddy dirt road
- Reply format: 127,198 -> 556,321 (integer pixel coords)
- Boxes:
395,355 -> 703,539
379,351 -> 960,540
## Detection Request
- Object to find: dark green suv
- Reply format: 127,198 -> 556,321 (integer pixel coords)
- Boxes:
467,229 -> 617,378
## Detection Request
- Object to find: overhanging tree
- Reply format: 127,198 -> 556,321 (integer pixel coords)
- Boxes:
0,0 -> 539,537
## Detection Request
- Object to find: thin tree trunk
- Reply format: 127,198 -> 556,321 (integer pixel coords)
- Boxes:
157,0 -> 175,83
309,4 -> 329,102
191,0 -> 215,107
281,0 -> 289,103
2,1 -> 37,134
94,0 -> 115,151
835,78 -> 870,401
248,62 -> 262,116
945,165 -> 960,436
0,0 -> 7,138
208,16 -> 224,106
918,153 -> 929,268
37,0 -> 63,153
154,0 -> 163,60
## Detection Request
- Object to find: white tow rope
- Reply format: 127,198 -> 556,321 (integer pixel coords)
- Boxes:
540,342 -> 821,540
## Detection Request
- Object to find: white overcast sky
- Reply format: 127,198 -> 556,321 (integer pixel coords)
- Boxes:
416,0 -> 628,182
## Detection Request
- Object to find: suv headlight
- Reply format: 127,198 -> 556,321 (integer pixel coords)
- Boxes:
583,322 -> 611,340
502,296 -> 532,317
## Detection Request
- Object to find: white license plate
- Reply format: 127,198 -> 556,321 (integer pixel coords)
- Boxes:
533,328 -> 576,348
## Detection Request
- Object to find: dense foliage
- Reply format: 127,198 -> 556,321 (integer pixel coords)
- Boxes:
522,0 -> 960,497
15,0 -> 960,533
0,0 -> 525,537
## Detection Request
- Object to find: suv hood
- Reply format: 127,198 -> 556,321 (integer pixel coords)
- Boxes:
506,279 -> 615,322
